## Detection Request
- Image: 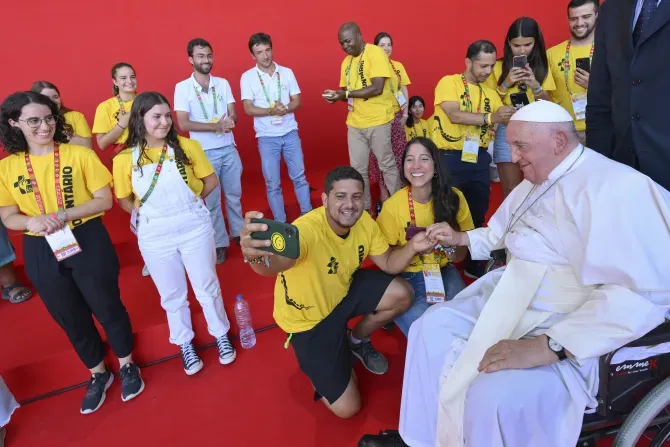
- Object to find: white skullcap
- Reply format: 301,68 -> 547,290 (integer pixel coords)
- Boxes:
509,100 -> 574,123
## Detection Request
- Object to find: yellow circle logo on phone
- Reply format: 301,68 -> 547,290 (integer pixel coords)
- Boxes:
271,232 -> 286,252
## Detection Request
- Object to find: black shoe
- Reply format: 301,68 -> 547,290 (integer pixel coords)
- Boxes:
180,342 -> 204,375
120,363 -> 145,402
382,322 -> 395,331
358,430 -> 408,447
349,333 -> 389,375
464,260 -> 486,279
80,370 -> 114,415
216,247 -> 228,265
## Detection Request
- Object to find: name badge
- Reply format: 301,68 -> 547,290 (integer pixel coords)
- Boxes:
423,263 -> 446,304
348,97 -> 354,111
271,117 -> 284,125
461,133 -> 480,164
209,116 -> 222,136
130,208 -> 139,235
45,225 -> 82,261
396,91 -> 407,108
571,93 -> 587,120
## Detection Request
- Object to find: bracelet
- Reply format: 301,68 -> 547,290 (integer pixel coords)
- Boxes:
532,86 -> 543,95
345,90 -> 350,99
496,87 -> 507,97
56,209 -> 68,223
244,255 -> 270,267
486,113 -> 493,126
117,124 -> 126,130
502,81 -> 511,89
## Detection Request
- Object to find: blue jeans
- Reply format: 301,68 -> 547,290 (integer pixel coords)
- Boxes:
396,265 -> 466,336
204,145 -> 244,248
0,221 -> 15,267
258,130 -> 312,222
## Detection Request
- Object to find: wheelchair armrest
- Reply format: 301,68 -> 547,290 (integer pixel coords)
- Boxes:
623,322 -> 670,348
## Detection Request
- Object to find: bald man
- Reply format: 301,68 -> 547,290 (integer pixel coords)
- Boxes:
324,22 -> 400,212
359,101 -> 670,447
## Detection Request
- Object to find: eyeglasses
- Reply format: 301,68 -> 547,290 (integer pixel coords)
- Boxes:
19,115 -> 58,128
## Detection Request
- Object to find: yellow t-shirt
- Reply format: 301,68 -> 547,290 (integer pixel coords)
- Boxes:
389,59 -> 411,113
112,136 -> 215,199
376,186 -> 474,273
0,144 -> 112,234
406,118 -> 433,141
92,96 -> 135,144
273,207 -> 390,333
547,40 -> 592,131
63,111 -> 92,138
431,74 -> 503,150
339,44 -> 396,129
484,60 -> 556,106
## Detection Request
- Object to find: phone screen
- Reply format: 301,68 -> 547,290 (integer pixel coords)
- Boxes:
576,58 -> 591,73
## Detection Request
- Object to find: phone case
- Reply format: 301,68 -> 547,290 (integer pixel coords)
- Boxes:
405,226 -> 427,241
250,218 -> 301,259
510,92 -> 530,109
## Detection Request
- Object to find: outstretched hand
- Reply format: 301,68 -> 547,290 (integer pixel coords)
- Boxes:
240,211 -> 274,259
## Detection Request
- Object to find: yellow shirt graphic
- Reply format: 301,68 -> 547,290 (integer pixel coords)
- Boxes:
406,118 -> 433,141
484,60 -> 556,106
547,40 -> 592,131
339,44 -> 396,129
273,207 -> 390,333
431,74 -> 503,150
0,144 -> 112,234
63,111 -> 92,138
376,187 -> 474,273
112,136 -> 215,199
92,96 -> 135,144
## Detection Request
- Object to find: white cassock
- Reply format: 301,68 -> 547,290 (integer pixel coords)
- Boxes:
0,376 -> 18,427
399,146 -> 670,447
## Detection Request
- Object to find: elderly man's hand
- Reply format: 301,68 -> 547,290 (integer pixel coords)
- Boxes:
478,335 -> 559,373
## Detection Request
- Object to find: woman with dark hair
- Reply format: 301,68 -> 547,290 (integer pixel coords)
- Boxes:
30,81 -> 92,149
370,32 -> 411,213
92,62 -> 137,153
405,96 -> 433,141
486,17 -> 556,198
376,137 -> 474,336
0,91 -> 144,414
112,92 -> 236,376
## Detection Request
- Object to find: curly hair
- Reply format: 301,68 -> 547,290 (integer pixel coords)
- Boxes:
0,91 -> 69,154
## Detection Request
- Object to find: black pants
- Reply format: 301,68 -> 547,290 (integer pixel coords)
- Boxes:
24,217 -> 133,369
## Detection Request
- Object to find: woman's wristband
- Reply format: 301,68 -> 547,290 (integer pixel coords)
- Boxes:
116,123 -> 126,130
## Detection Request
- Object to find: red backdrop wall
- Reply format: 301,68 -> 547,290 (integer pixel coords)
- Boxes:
0,1 -> 568,177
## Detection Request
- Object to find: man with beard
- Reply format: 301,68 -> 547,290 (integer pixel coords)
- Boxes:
240,33 -> 312,223
240,166 -> 436,418
547,0 -> 599,144
174,38 -> 243,264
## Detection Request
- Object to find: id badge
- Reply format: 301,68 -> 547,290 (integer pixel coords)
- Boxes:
45,225 -> 82,261
423,263 -> 446,304
461,133 -> 480,164
571,94 -> 587,120
347,97 -> 354,111
396,91 -> 407,108
130,207 -> 139,235
209,116 -> 222,136
271,117 -> 284,125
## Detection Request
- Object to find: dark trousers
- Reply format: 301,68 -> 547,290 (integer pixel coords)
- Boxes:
24,217 -> 133,369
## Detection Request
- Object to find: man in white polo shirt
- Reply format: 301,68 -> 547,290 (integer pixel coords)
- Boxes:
174,37 -> 243,264
240,33 -> 312,223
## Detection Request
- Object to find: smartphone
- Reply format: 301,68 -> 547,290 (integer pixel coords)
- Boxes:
575,57 -> 591,73
513,55 -> 528,69
405,226 -> 427,241
250,218 -> 300,259
510,92 -> 530,110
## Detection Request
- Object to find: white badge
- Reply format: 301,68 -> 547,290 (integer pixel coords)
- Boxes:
271,117 -> 284,125
571,93 -> 587,120
130,208 -> 139,235
348,97 -> 354,111
461,133 -> 480,164
396,91 -> 407,108
423,263 -> 446,304
45,225 -> 82,261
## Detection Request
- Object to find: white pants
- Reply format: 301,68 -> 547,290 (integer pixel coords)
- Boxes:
0,376 -> 18,427
138,206 -> 230,346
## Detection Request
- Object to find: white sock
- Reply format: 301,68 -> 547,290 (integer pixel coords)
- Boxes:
349,332 -> 362,344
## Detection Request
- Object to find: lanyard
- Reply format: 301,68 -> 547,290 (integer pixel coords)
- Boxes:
407,186 -> 440,264
24,144 -> 64,214
563,40 -> 595,94
257,69 -> 281,106
194,85 -> 218,120
389,60 -> 403,94
346,45 -> 366,90
116,95 -> 130,114
413,121 -> 427,138
137,144 -> 169,207
460,74 -> 483,114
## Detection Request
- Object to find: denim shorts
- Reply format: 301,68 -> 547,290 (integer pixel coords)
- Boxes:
493,123 -> 512,163
0,222 -> 16,267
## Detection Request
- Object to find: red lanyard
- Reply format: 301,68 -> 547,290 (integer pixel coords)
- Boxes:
24,144 -> 64,214
563,40 -> 595,94
407,187 -> 440,263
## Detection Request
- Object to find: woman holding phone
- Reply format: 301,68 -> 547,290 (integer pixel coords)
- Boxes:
30,81 -> 93,149
112,92 -> 236,376
92,62 -> 137,153
486,17 -> 555,198
376,137 -> 473,336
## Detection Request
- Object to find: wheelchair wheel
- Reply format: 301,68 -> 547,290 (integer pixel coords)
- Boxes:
613,376 -> 670,447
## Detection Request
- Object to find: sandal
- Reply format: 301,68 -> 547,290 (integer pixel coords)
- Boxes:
2,283 -> 33,304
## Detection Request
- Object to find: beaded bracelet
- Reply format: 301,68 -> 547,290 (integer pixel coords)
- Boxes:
244,256 -> 270,267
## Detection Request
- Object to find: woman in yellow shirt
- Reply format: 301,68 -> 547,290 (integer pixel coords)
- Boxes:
376,137 -> 474,336
405,96 -> 432,141
370,32 -> 411,213
487,17 -> 555,198
93,62 -> 137,153
0,91 -> 144,414
30,81 -> 92,149
112,92 -> 235,376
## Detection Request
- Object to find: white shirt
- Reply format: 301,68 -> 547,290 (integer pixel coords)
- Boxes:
240,62 -> 300,138
174,74 -> 236,150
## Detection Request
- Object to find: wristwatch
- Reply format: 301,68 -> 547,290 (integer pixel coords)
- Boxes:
547,336 -> 567,360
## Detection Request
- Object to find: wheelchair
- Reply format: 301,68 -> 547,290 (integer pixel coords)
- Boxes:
579,322 -> 670,447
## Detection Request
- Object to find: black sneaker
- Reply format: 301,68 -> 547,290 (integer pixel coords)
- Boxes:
358,430 -> 408,447
120,363 -> 144,402
80,370 -> 114,415
180,342 -> 203,375
216,334 -> 237,365
349,333 -> 389,375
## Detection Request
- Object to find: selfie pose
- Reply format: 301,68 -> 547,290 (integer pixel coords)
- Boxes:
112,92 -> 236,376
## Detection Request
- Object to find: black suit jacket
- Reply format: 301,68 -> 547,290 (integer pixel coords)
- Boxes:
586,0 -> 670,190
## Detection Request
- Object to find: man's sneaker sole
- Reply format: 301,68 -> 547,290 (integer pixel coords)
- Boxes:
80,373 -> 114,415
351,350 -> 389,375
184,360 -> 204,376
219,349 -> 237,365
121,378 -> 145,403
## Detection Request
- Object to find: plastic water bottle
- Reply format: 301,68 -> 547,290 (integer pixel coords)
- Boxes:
234,295 -> 256,349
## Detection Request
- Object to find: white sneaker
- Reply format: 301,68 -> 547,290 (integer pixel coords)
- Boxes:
489,166 -> 500,183
142,265 -> 150,277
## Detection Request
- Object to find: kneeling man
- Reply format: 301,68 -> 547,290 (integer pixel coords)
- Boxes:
240,166 -> 437,418
360,101 -> 670,446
